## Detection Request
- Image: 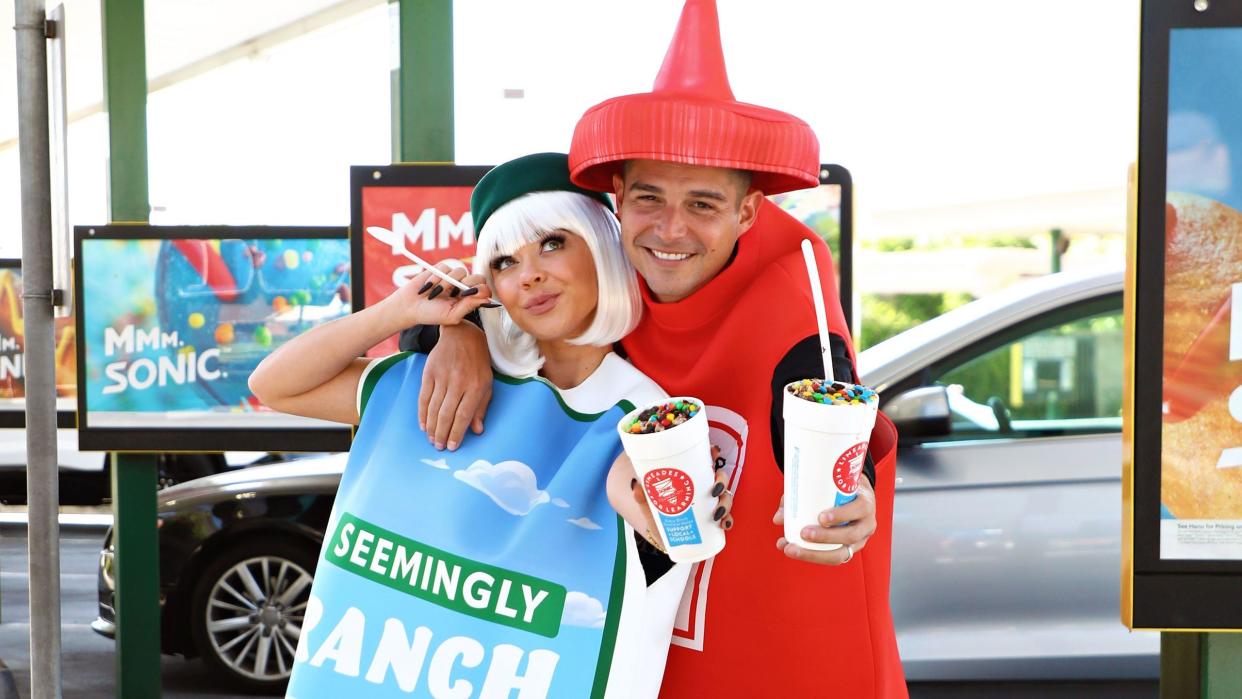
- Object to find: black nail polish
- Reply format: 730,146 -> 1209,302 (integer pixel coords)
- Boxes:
481,302 -> 502,309
724,518 -> 733,530
417,281 -> 433,294
449,286 -> 461,298
713,506 -> 726,521
459,287 -> 480,297
428,285 -> 444,300
630,478 -> 638,489
714,457 -> 726,471
711,482 -> 724,497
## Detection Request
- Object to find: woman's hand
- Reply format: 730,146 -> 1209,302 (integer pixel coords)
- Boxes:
387,265 -> 494,328
612,446 -> 734,554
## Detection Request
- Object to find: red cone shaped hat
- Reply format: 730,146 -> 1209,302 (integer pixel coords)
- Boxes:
569,0 -> 820,194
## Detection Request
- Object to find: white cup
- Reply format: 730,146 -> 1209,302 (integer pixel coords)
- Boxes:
782,381 -> 879,551
617,397 -> 726,563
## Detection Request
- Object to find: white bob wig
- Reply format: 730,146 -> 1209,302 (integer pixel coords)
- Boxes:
472,190 -> 641,378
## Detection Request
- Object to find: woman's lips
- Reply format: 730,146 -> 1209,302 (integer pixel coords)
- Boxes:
523,293 -> 560,315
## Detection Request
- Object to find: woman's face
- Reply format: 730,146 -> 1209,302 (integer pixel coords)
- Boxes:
489,230 -> 599,343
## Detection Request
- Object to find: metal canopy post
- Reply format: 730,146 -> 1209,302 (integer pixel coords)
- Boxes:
14,1 -> 63,697
392,0 -> 453,163
101,0 -> 160,696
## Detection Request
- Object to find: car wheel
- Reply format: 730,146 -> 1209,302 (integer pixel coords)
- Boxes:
190,536 -> 317,694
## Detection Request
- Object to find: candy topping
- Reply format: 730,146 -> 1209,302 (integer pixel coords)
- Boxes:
786,379 -> 877,406
625,399 -> 701,434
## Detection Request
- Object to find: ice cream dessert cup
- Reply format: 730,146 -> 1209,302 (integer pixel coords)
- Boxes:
618,397 -> 726,563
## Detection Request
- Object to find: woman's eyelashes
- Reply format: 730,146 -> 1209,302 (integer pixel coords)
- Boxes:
489,233 -> 568,273
540,233 -> 566,252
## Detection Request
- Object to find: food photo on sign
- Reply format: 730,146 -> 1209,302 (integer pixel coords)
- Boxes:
1159,27 -> 1242,560
0,263 -> 77,411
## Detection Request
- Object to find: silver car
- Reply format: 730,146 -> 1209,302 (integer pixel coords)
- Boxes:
863,268 -> 1158,680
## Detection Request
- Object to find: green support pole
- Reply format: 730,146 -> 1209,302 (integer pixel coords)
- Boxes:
1161,632 -> 1202,699
102,0 -> 159,696
1161,632 -> 1242,698
102,0 -> 150,223
391,0 -> 454,163
109,454 -> 160,699
1202,633 -> 1242,698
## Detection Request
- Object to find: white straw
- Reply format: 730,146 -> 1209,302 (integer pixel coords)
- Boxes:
365,226 -> 474,293
800,239 -> 835,383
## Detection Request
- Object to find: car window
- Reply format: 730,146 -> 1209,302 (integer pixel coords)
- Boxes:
928,305 -> 1124,441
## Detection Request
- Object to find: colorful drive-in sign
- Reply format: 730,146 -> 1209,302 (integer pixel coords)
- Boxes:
74,226 -> 353,452
1158,27 -> 1242,560
0,262 -> 77,417
1125,1 -> 1242,631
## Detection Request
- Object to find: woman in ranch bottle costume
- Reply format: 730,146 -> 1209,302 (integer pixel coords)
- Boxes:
249,154 -> 731,698
407,1 -> 905,696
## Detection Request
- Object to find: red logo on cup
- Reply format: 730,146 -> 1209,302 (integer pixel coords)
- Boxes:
643,468 -> 695,515
833,443 -> 869,494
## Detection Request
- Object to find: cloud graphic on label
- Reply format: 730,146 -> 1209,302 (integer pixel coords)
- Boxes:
420,458 -> 450,470
567,517 -> 601,530
452,459 -> 549,515
551,498 -> 570,508
562,591 -> 606,628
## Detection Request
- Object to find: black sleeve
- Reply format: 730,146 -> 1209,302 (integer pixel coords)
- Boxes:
396,310 -> 483,354
633,530 -> 676,586
769,333 -> 876,489
397,324 -> 440,353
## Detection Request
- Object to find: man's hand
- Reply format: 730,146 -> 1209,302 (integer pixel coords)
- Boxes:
772,478 -> 876,565
419,322 -> 492,451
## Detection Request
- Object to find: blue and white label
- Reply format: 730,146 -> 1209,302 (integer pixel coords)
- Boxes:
659,511 -> 703,547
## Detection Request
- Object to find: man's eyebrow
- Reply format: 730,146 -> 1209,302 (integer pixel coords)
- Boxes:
628,181 -> 664,195
687,189 -> 729,203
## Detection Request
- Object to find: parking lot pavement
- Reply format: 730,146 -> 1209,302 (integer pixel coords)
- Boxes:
0,523 -> 252,699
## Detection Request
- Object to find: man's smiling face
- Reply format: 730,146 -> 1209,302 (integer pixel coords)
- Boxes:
613,159 -> 762,303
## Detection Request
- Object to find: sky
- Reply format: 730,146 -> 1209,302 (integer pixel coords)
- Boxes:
0,0 -> 1141,257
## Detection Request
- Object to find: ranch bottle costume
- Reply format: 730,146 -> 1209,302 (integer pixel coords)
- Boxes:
568,1 -> 906,696
286,156 -> 688,699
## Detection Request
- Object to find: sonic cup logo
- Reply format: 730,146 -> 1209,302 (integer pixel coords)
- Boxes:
833,443 -> 868,495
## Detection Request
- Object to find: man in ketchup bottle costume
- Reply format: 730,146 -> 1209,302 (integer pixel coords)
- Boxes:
410,1 -> 906,695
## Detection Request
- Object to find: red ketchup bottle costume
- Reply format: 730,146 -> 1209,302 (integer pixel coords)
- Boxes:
569,1 -> 906,697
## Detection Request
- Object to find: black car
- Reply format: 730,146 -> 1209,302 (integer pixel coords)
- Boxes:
94,453 -> 344,694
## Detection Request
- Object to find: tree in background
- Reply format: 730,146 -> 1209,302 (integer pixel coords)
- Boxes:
859,291 -> 975,350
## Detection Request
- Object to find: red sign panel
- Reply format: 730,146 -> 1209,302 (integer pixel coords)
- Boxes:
352,166 -> 491,356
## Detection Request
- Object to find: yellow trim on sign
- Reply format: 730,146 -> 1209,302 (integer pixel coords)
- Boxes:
1121,161 -> 1138,630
